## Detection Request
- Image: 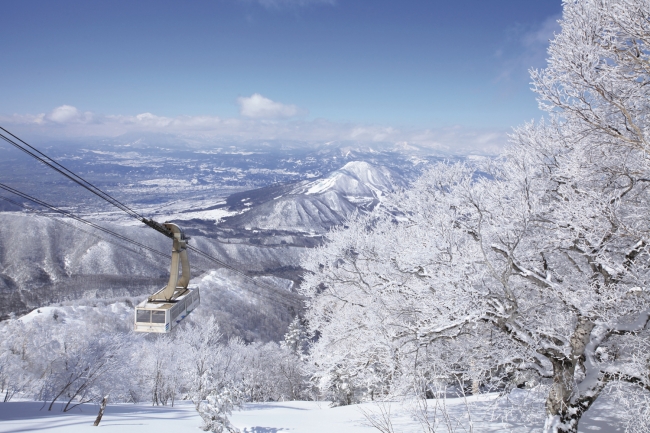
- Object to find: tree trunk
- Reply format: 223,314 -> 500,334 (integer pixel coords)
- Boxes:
543,318 -> 599,433
48,380 -> 73,411
93,396 -> 108,426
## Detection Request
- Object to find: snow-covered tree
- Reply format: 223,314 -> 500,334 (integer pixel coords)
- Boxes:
282,316 -> 310,358
0,318 -> 38,402
176,316 -> 224,408
302,1 -> 650,432
198,387 -> 242,433
0,306 -> 133,410
136,334 -> 183,406
0,302 -> 312,413
516,0 -> 650,429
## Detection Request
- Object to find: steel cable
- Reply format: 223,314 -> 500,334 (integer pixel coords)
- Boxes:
0,127 -> 146,221
0,183 -> 169,259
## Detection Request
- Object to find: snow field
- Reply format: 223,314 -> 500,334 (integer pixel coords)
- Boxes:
0,401 -> 202,433
0,396 -> 623,433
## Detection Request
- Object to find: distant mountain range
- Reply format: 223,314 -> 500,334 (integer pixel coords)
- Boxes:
0,135 -> 438,216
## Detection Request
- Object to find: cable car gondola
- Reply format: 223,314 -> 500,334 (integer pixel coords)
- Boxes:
134,223 -> 200,333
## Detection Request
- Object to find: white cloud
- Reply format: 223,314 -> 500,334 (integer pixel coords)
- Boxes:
47,105 -> 80,123
44,105 -> 95,124
237,94 -> 302,119
0,106 -> 507,156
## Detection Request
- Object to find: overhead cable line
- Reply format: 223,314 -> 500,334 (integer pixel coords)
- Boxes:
0,195 -> 170,269
0,127 -> 170,237
0,183 -> 170,260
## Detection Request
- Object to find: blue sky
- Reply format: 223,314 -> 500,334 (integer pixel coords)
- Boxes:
0,0 -> 562,153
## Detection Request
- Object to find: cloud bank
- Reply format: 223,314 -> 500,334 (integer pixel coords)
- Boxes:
0,104 -> 508,156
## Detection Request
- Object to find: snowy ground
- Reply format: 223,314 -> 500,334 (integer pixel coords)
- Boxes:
0,397 -> 624,433
0,401 -> 202,433
230,397 -> 624,433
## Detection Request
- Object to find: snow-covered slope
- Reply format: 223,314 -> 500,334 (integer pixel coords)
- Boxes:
0,401 -> 203,433
0,212 -> 168,319
0,211 -> 303,328
222,161 -> 403,234
12,265 -> 298,342
296,161 -> 397,198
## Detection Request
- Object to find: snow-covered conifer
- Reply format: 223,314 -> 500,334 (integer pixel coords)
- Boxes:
282,316 -> 310,358
198,387 -> 242,433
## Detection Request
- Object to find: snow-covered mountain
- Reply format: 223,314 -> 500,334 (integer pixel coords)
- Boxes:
219,161 -> 404,234
0,210 -> 308,304
294,160 -> 398,198
0,213 -> 167,319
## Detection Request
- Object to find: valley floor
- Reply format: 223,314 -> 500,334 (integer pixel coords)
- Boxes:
0,396 -> 624,433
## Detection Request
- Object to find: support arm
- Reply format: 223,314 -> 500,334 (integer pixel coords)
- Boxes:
149,223 -> 191,301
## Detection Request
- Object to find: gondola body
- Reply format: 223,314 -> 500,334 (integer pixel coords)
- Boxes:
134,286 -> 200,333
